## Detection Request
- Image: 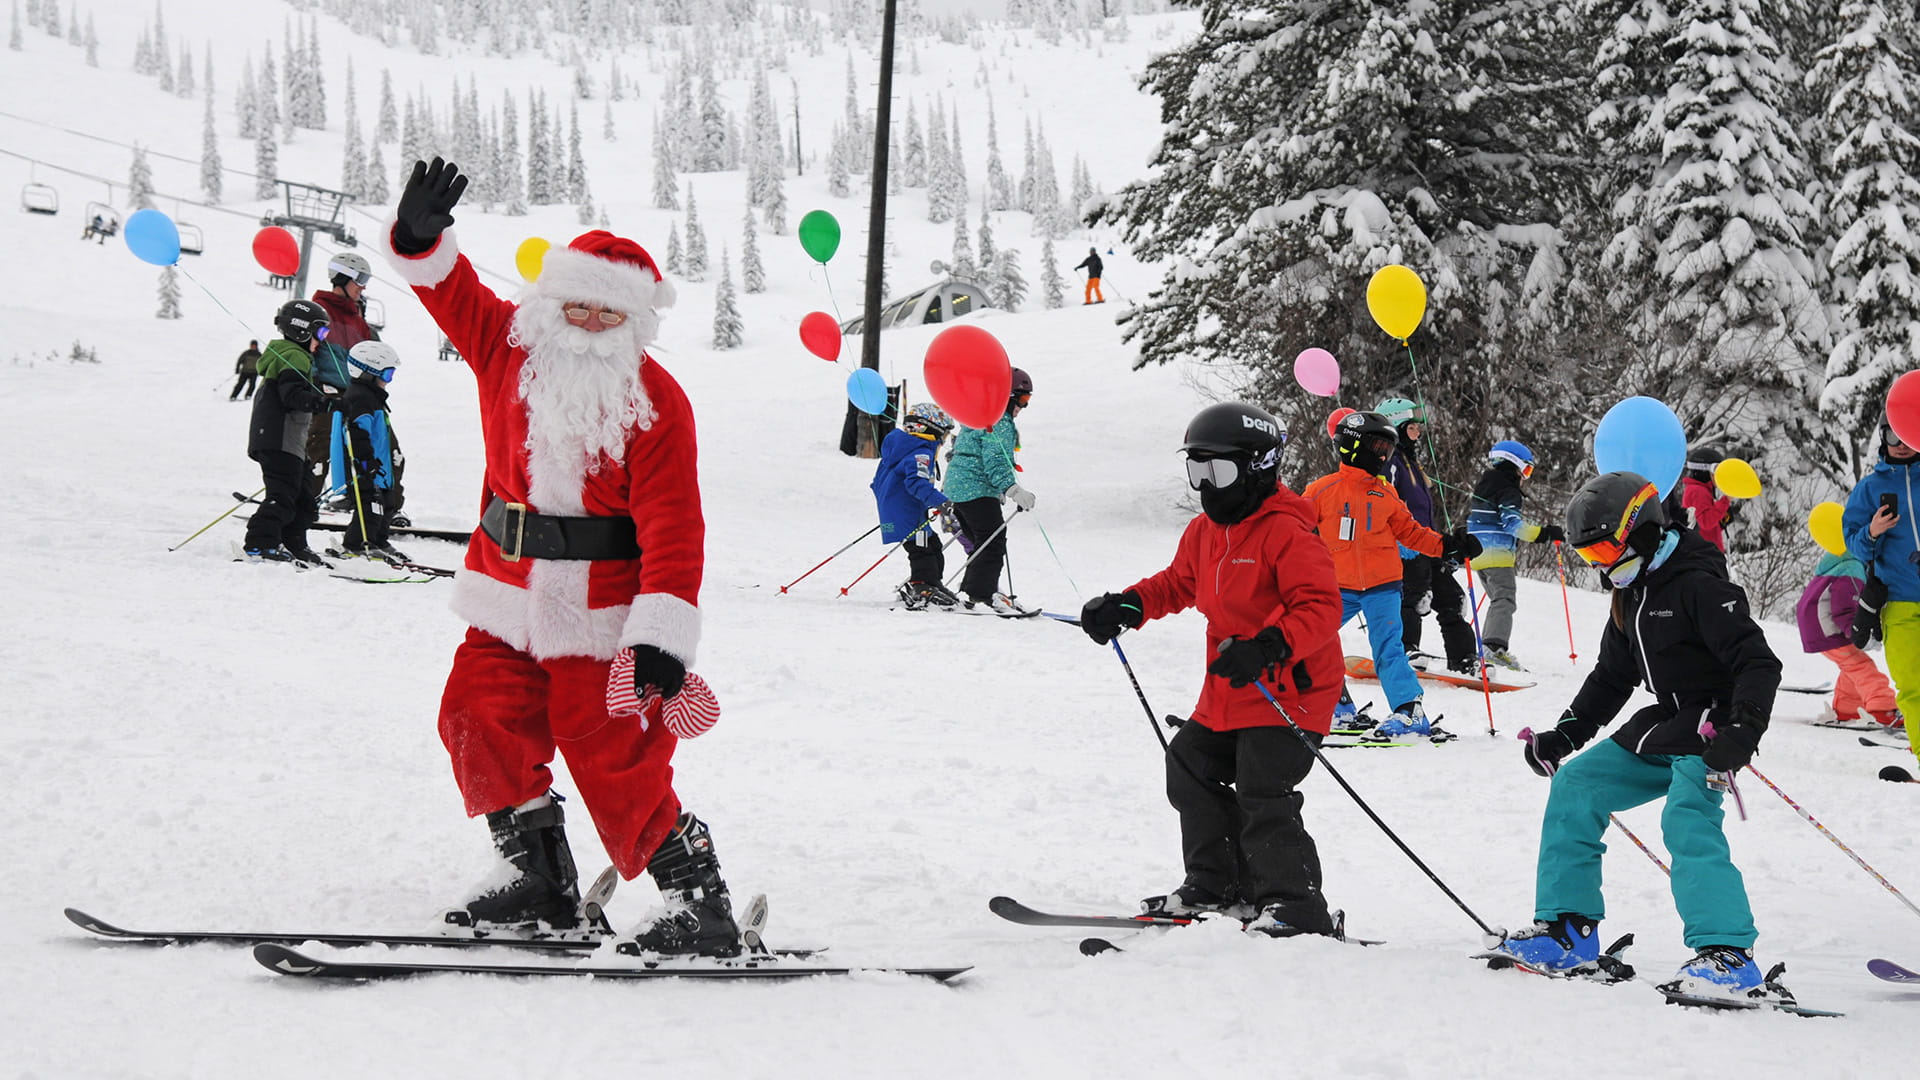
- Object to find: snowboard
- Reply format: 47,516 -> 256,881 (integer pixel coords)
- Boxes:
1345,655 -> 1534,692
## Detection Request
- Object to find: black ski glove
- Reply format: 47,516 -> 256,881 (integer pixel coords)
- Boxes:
1523,726 -> 1577,777
1080,590 -> 1144,645
630,644 -> 687,702
1853,575 -> 1888,648
1441,528 -> 1482,562
1703,703 -> 1764,773
393,157 -> 469,255
1207,626 -> 1292,688
1536,524 -> 1566,544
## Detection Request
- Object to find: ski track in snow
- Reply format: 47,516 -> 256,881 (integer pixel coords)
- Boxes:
3,3 -> 1917,1077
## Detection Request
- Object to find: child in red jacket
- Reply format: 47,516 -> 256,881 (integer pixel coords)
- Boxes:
1080,403 -> 1348,937
1303,411 -> 1479,736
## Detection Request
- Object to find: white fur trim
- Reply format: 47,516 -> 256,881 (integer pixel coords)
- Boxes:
619,591 -> 701,666
379,215 -> 462,289
538,246 -> 675,312
451,568 -> 631,662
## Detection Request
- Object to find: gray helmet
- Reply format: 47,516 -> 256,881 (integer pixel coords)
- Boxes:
327,251 -> 372,286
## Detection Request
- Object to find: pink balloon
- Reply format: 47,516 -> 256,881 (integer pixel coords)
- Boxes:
1294,348 -> 1340,397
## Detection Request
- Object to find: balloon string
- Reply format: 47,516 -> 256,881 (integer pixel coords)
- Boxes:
820,265 -> 842,322
176,264 -> 258,334
1401,339 -> 1453,532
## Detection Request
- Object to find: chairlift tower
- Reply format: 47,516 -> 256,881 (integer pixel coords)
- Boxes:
262,178 -> 358,297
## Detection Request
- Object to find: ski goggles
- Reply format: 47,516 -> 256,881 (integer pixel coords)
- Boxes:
564,305 -> 628,327
1185,446 -> 1281,490
1570,481 -> 1661,568
334,267 -> 373,286
1887,427 -> 1909,448
313,324 -> 331,341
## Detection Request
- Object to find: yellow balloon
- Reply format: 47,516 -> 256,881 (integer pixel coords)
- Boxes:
1808,501 -> 1847,557
1366,263 -> 1428,342
515,237 -> 552,282
1713,458 -> 1762,499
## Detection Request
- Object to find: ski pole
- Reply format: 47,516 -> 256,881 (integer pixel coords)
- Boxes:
1460,565 -> 1497,736
1109,636 -> 1171,754
171,485 -> 267,551
1552,540 -> 1578,664
779,522 -> 883,593
836,517 -> 936,596
1253,681 -> 1503,942
1742,761 -> 1920,921
1519,728 -> 1670,876
941,507 -> 1025,591
340,413 -> 373,549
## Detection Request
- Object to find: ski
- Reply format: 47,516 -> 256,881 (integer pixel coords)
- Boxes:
1473,933 -> 1640,984
1869,958 -> 1920,983
330,572 -> 438,585
989,896 -> 1201,929
65,906 -> 607,953
1880,764 -> 1917,783
1859,736 -> 1907,751
1346,654 -> 1533,693
1780,683 -> 1837,696
1659,986 -> 1842,1018
327,549 -> 456,578
253,943 -> 968,982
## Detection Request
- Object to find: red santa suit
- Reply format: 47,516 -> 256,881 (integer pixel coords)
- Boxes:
382,225 -> 700,879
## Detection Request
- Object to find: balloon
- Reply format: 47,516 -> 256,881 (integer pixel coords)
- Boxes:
1326,407 -> 1357,439
923,324 -> 1012,430
1293,347 -> 1340,397
1887,370 -> 1920,449
1593,396 -> 1688,498
515,237 -> 551,282
1714,458 -> 1762,499
1807,502 -> 1847,556
123,208 -> 180,266
847,367 -> 889,415
1365,264 -> 1427,342
799,312 -> 842,362
252,227 -> 300,276
797,210 -> 841,264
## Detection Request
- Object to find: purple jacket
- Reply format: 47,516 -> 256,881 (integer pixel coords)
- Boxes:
1796,559 -> 1864,653
1385,444 -> 1435,530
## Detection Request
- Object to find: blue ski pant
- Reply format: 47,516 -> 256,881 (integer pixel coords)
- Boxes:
1535,739 -> 1756,950
1340,585 -> 1421,710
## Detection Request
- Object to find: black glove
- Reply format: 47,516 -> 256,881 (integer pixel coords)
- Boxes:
1207,626 -> 1292,688
1523,726 -> 1577,777
630,644 -> 687,702
1702,703 -> 1764,773
1441,528 -> 1482,562
394,157 -> 469,255
1853,575 -> 1888,648
1080,590 -> 1143,645
1537,524 -> 1566,544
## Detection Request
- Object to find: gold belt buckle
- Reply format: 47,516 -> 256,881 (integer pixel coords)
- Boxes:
501,502 -> 528,562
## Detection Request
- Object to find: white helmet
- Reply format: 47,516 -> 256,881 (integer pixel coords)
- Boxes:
327,251 -> 372,285
348,340 -> 401,379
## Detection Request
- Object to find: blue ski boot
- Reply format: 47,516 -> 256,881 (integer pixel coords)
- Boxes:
1487,914 -> 1601,973
1371,701 -> 1431,738
1662,945 -> 1763,999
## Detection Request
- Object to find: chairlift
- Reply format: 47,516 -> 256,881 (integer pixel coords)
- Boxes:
81,201 -> 121,242
362,296 -> 386,333
177,221 -> 204,256
21,182 -> 59,215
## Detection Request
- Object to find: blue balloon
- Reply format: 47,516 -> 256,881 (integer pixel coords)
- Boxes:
847,368 -> 889,416
124,208 -> 181,266
1593,396 -> 1688,498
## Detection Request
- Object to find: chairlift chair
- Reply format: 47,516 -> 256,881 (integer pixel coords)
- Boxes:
21,183 -> 59,215
176,221 -> 204,256
362,296 -> 386,332
81,201 -> 121,240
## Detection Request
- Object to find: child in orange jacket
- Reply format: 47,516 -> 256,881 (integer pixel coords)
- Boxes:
1304,411 -> 1480,735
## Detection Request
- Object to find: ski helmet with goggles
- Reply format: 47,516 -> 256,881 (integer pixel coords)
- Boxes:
1335,411 -> 1398,473
1010,367 -> 1033,404
1489,439 -> 1535,478
1565,471 -> 1668,572
1683,446 -> 1723,482
327,251 -> 373,287
1376,397 -> 1423,427
348,340 -> 401,382
1181,402 -> 1285,491
274,298 -> 330,344
903,401 -> 954,438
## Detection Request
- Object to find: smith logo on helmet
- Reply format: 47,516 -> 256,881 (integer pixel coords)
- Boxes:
1242,415 -> 1279,438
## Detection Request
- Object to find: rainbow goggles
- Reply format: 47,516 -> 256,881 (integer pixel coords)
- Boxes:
1570,480 -> 1662,568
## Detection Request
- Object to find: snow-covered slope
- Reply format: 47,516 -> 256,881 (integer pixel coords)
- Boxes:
3,3 -> 1917,1077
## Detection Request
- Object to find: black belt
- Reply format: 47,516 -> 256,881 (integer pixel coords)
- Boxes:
479,496 -> 642,562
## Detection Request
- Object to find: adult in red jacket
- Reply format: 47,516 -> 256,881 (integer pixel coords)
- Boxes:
382,159 -> 737,957
1080,402 -> 1346,937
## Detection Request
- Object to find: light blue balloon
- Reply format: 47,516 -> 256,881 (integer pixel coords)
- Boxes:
847,367 -> 889,416
124,208 -> 181,266
1593,396 -> 1687,498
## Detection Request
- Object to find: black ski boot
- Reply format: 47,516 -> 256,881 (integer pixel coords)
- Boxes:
624,812 -> 741,957
446,796 -> 584,932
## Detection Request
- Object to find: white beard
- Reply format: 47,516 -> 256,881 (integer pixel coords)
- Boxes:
507,294 -> 657,511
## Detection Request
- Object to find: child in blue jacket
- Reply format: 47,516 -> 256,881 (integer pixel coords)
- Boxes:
873,403 -> 958,609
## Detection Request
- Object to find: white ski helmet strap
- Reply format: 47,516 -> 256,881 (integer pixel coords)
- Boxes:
348,340 -> 401,373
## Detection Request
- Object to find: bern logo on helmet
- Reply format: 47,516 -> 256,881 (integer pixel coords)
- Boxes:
1241,415 -> 1278,438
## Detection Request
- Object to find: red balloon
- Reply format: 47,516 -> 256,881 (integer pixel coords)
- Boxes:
923,325 -> 1012,431
1325,407 -> 1357,439
252,227 -> 300,277
798,311 -> 842,362
1890,371 -> 1920,449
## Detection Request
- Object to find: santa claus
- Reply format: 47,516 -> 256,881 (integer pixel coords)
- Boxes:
380,157 -> 738,956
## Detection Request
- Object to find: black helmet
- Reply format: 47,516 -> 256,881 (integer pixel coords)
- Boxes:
1182,402 -> 1286,457
1565,471 -> 1667,555
274,298 -> 330,344
1683,446 -> 1723,482
1333,410 -> 1398,472
1010,367 -> 1033,397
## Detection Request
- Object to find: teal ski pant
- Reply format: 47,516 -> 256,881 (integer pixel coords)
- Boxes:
1534,739 -> 1756,950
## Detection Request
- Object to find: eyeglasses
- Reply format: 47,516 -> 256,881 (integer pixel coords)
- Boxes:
1186,456 -> 1242,490
314,324 -> 330,341
564,306 -> 628,326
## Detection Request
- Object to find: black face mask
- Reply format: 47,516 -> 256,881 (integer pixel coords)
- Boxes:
1200,471 -> 1277,525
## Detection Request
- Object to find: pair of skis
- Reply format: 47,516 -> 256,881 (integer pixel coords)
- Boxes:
989,896 -> 1382,955
1470,933 -> 1842,1017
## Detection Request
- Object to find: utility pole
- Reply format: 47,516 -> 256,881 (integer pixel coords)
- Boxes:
839,0 -> 897,459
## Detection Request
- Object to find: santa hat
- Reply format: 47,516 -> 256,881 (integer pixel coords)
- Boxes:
535,230 -> 677,313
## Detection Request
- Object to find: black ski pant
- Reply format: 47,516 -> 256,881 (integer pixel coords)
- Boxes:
229,372 -> 257,400
1400,553 -> 1476,667
904,525 -> 944,584
1166,721 -> 1333,933
243,449 -> 318,553
304,413 -> 334,503
954,496 -> 1008,603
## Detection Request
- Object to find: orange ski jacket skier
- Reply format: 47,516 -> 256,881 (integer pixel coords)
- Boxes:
1302,464 -> 1444,591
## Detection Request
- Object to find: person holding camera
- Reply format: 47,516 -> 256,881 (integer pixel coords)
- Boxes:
1842,421 -> 1920,756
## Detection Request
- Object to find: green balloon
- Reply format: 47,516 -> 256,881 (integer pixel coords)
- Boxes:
798,210 -> 841,264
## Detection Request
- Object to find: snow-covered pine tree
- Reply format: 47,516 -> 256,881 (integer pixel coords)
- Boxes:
156,265 -> 182,319
377,69 -> 397,144
200,90 -> 222,203
951,212 -> 975,279
526,88 -> 551,204
366,139 -> 389,204
156,34 -> 173,92
577,180 -> 594,226
1812,0 -> 1920,474
305,15 -> 325,130
665,221 -> 684,276
827,120 -> 851,198
925,98 -> 951,222
608,56 -> 623,101
669,60 -> 698,170
341,64 -> 366,198
712,247 -> 743,348
175,40 -> 193,98
567,101 -> 586,202
201,41 -> 212,97
134,28 -> 150,75
990,247 -> 1027,311
236,56 -> 256,137
741,204 -> 766,293
698,69 -> 727,171
127,145 -> 155,210
684,184 -> 708,281
1040,236 -> 1064,309
1030,121 -> 1061,238
977,197 -> 996,270
499,91 -> 525,214
67,6 -> 78,45
904,105 -> 926,188
763,153 -> 788,234
81,9 -> 92,64
1070,154 -> 1093,222
948,110 -> 968,221
603,99 -> 615,141
985,93 -> 1012,211
652,116 -> 680,209
256,43 -> 279,142
574,56 -> 592,100
152,0 -> 168,74
255,121 -> 278,199
9,0 -> 21,50
279,21 -> 295,137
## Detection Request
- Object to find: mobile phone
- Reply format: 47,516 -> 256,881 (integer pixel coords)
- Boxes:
1882,493 -> 1899,517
